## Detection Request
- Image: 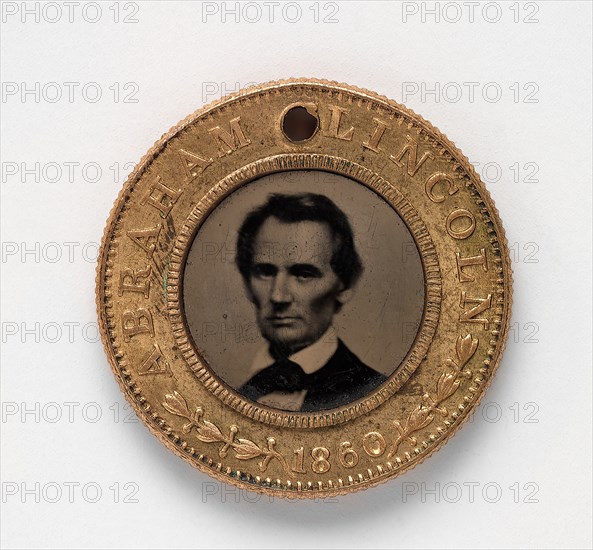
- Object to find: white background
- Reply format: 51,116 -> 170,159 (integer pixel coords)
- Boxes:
1,1 -> 591,549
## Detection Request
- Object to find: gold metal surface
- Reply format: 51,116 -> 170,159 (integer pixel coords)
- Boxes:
96,78 -> 512,497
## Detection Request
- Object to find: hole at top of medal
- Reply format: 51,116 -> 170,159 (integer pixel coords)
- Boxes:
281,103 -> 319,143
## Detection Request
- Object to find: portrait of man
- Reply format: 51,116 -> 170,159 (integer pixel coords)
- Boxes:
235,192 -> 388,412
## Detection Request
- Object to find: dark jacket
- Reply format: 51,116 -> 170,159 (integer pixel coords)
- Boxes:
240,339 -> 388,412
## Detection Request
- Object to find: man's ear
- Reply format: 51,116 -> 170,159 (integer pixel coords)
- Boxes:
336,286 -> 354,306
243,278 -> 257,305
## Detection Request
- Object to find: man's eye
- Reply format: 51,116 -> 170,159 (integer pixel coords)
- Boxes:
292,266 -> 321,280
252,264 -> 275,278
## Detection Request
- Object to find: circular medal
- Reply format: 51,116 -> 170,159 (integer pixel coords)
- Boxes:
96,78 -> 512,497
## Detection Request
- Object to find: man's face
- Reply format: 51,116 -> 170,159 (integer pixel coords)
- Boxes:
246,217 -> 352,354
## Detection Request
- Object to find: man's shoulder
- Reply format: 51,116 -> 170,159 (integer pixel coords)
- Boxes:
327,339 -> 385,380
302,339 -> 387,410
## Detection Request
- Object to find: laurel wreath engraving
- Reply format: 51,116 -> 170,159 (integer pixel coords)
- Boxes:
162,391 -> 294,478
162,334 -> 478,476
387,334 -> 478,458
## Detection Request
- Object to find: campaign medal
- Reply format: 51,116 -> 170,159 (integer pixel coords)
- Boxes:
97,79 -> 512,497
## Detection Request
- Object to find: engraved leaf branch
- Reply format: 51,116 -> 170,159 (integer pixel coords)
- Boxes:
388,334 -> 478,457
162,391 -> 294,477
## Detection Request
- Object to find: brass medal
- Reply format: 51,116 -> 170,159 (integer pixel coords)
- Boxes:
96,79 -> 512,497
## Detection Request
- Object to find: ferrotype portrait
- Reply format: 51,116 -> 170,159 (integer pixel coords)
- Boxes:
183,170 -> 425,412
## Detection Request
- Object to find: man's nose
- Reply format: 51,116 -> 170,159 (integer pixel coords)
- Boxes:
270,272 -> 292,304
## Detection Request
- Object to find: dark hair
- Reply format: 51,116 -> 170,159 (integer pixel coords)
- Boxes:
236,192 -> 363,288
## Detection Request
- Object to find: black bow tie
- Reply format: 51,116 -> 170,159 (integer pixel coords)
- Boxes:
240,357 -> 309,402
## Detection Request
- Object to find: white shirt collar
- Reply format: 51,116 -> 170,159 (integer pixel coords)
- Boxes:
248,326 -> 338,378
